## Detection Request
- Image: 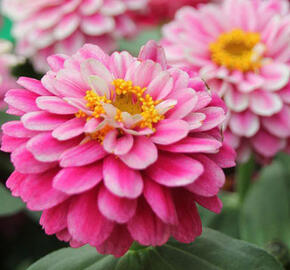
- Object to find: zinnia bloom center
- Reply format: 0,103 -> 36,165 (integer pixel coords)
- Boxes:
76,79 -> 165,141
210,29 -> 264,72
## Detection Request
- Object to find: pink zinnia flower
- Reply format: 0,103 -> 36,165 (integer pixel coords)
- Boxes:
161,0 -> 290,162
2,0 -> 148,72
2,41 -> 235,257
0,40 -> 20,109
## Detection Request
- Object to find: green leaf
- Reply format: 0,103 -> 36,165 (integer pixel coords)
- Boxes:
0,183 -> 24,216
27,228 -> 282,270
118,28 -> 161,56
240,160 -> 290,250
0,16 -> 14,42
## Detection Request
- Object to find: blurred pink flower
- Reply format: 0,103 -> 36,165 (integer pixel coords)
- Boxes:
161,0 -> 290,162
2,0 -> 148,72
2,41 -> 235,257
0,40 -> 20,109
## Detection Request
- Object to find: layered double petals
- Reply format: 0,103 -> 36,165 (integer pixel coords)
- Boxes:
2,41 -> 235,257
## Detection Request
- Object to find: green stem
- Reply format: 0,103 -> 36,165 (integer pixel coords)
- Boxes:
236,156 -> 256,203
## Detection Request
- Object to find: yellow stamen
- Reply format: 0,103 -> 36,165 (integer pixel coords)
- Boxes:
209,29 -> 264,72
89,125 -> 114,143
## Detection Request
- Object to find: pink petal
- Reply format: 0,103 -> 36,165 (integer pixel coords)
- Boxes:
208,143 -> 236,168
11,144 -> 56,174
67,190 -> 114,246
19,169 -> 68,211
47,54 -> 67,72
127,199 -> 170,246
109,51 -> 134,79
5,89 -> 39,112
60,140 -> 107,167
1,135 -> 27,152
194,107 -> 226,132
144,178 -> 177,225
27,132 -> 80,162
262,106 -> 290,138
6,171 -> 26,197
187,155 -> 225,197
194,195 -> 222,214
36,96 -> 78,115
98,185 -> 137,223
251,129 -> 285,157
81,14 -> 115,35
96,225 -> 133,258
103,130 -> 134,155
138,40 -> 167,70
249,90 -> 283,116
2,121 -> 36,138
17,77 -> 51,96
146,153 -> 204,187
229,110 -> 260,137
40,200 -> 70,235
151,119 -> 189,145
119,136 -> 157,170
167,88 -> 198,119
224,87 -> 249,112
183,112 -> 206,130
103,155 -> 143,199
22,111 -> 70,131
171,190 -> 202,243
52,118 -> 85,141
147,71 -> 173,100
53,162 -> 103,194
168,68 -> 190,90
160,136 -> 222,154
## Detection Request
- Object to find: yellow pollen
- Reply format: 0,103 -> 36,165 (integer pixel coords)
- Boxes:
209,29 -> 264,72
75,79 -> 167,141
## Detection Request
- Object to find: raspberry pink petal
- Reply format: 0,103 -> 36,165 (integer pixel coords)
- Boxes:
53,75 -> 85,98
19,170 -> 68,211
52,118 -> 85,141
98,185 -> 137,223
67,190 -> 114,246
187,155 -> 225,197
167,88 -> 198,119
194,107 -> 226,132
11,144 -> 56,174
260,63 -> 289,91
160,137 -> 222,154
6,171 -> 26,197
224,87 -> 249,112
143,178 -> 178,225
27,132 -> 80,162
208,143 -> 236,168
171,190 -> 202,243
17,77 -> 51,96
249,90 -> 283,116
147,71 -> 173,100
151,119 -> 189,145
36,96 -> 78,115
262,106 -> 290,138
127,200 -> 170,246
194,195 -> 222,214
119,136 -> 158,170
1,135 -> 28,152
60,140 -> 107,167
229,110 -> 260,137
53,163 -> 103,194
22,111 -> 69,131
96,225 -> 133,258
251,130 -> 285,158
103,155 -> 143,199
138,40 -> 167,70
40,200 -> 70,235
2,121 -> 36,138
146,153 -> 204,187
103,130 -> 133,155
183,112 -> 206,130
5,89 -> 39,112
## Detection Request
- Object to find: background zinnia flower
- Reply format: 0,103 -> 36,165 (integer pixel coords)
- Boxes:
2,0 -> 148,72
1,41 -> 235,257
161,0 -> 290,163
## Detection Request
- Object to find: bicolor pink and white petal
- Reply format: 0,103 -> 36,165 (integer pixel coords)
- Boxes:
161,0 -> 290,162
2,41 -> 235,257
2,0 -> 148,72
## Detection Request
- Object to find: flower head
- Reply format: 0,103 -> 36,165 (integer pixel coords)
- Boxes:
161,0 -> 290,162
2,41 -> 235,257
2,0 -> 148,72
